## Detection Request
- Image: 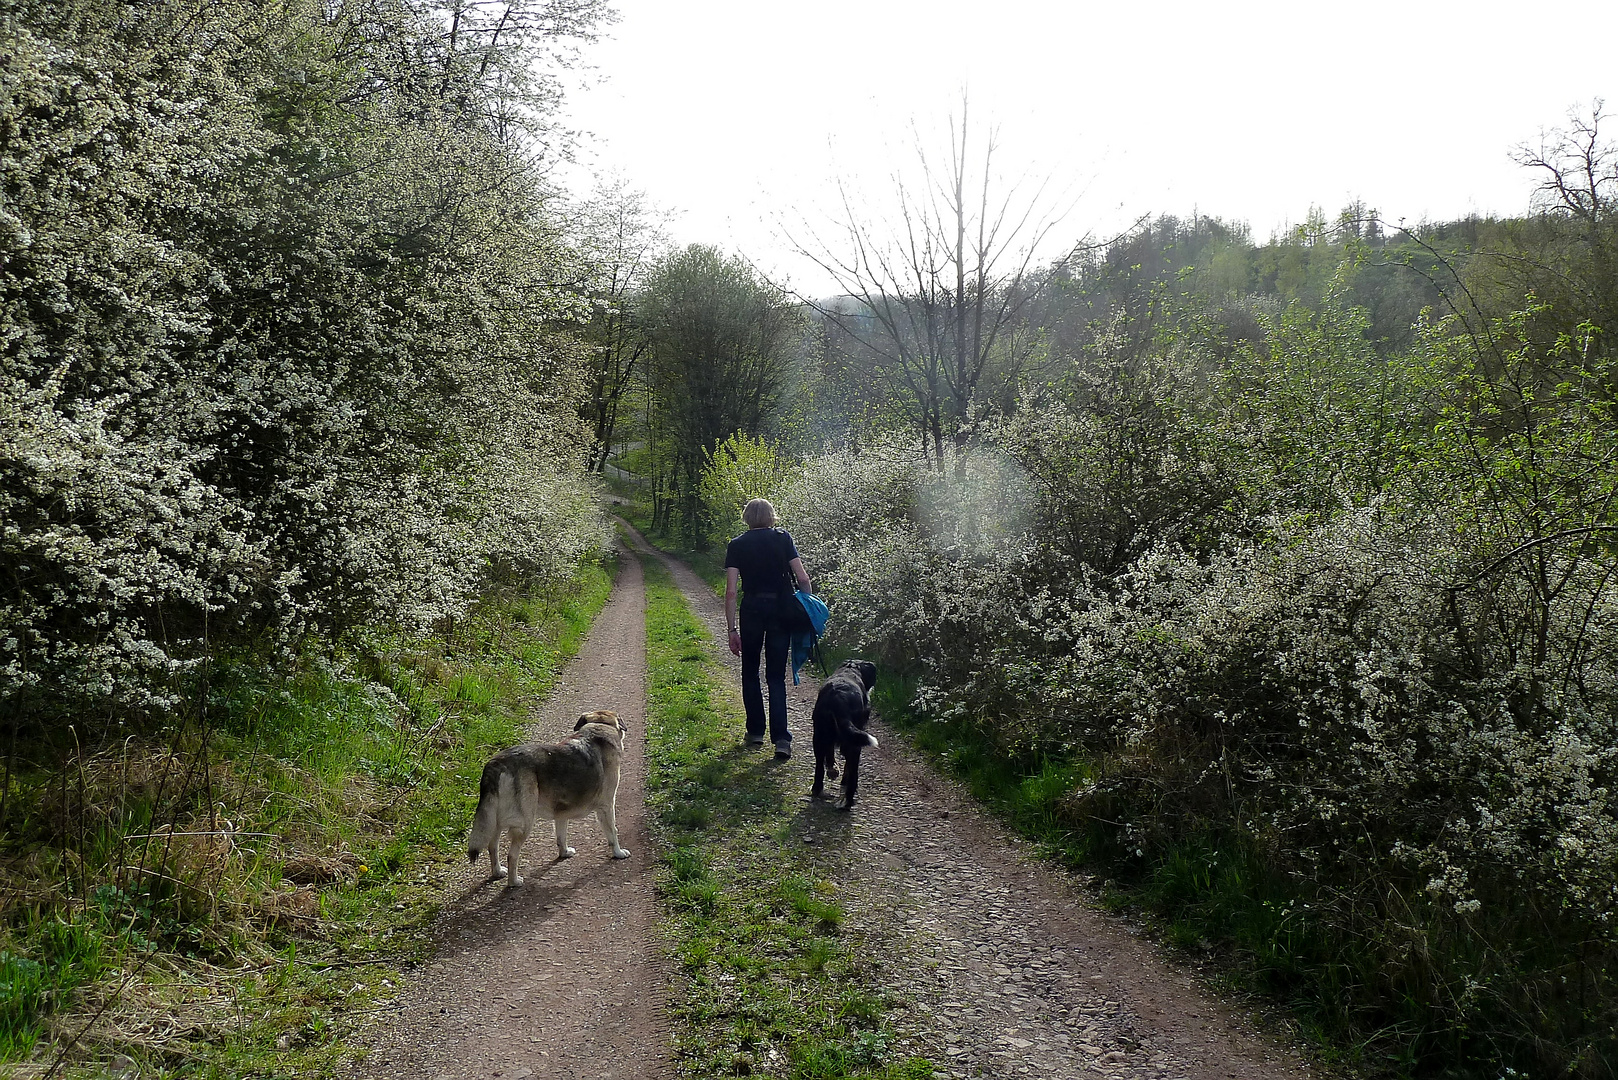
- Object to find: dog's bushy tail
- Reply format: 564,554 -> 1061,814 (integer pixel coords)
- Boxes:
466,766 -> 501,863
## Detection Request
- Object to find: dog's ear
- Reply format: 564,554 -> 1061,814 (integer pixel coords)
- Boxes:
856,661 -> 877,689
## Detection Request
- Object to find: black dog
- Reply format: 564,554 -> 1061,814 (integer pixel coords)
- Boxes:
811,660 -> 879,809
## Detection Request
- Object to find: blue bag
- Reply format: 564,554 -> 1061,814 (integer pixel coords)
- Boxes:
790,590 -> 830,685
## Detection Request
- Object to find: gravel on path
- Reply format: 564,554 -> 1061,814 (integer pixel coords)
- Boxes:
647,531 -> 1322,1080
347,538 -> 671,1080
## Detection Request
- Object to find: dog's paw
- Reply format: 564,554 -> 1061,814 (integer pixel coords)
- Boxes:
556,846 -> 576,860
835,798 -> 855,812
506,872 -> 525,888
611,847 -> 631,860
826,763 -> 839,779
810,785 -> 824,798
487,866 -> 506,882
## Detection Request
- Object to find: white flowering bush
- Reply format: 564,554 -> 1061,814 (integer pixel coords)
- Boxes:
785,321 -> 1618,1067
1035,509 -> 1615,894
1,0 -> 609,720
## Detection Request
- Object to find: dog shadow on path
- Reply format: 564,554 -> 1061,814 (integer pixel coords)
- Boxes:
426,850 -> 627,964
786,795 -> 860,854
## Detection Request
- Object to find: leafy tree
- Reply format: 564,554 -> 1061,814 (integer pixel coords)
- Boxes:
1405,301 -> 1618,691
574,182 -> 664,472
638,244 -> 801,540
697,432 -> 794,547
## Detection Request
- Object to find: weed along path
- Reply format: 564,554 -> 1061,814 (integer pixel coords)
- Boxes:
348,538 -> 671,1080
647,533 -> 1320,1080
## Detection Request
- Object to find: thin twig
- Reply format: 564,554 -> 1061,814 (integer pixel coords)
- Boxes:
120,832 -> 280,841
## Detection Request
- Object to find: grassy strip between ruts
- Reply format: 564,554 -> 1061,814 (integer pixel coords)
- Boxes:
1,558 -> 614,1078
640,555 -> 934,1080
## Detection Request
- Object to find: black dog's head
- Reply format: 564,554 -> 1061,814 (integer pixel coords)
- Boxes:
840,659 -> 877,692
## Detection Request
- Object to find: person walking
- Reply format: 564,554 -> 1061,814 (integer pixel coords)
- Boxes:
723,498 -> 812,759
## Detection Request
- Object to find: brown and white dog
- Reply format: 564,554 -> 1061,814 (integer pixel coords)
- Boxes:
467,710 -> 631,887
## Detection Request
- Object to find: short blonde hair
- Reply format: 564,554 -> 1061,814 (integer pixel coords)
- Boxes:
742,498 -> 776,528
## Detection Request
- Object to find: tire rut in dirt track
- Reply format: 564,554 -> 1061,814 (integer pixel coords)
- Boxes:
348,538 -> 672,1080
641,525 -> 1322,1080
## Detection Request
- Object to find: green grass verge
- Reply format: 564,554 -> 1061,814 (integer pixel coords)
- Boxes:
641,556 -> 933,1080
0,558 -> 615,1077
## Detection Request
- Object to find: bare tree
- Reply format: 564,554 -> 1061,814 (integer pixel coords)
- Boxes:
1509,100 -> 1618,357
1516,100 -> 1617,225
786,98 -> 1082,469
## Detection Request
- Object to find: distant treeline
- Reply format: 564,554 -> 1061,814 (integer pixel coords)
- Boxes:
795,194 -> 1615,453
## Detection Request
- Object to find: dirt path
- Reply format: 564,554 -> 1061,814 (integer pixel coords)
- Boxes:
349,538 -> 671,1080
353,526 -> 1324,1080
646,535 -> 1322,1080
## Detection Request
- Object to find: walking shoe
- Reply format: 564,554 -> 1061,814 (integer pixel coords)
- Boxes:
774,741 -> 792,760
744,735 -> 765,748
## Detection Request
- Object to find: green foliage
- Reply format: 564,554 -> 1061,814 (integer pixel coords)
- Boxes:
1220,265 -> 1422,514
642,556 -> 932,1080
697,431 -> 796,547
1405,303 -> 1617,563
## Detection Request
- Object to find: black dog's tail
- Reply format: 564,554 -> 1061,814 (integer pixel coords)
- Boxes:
841,714 -> 877,748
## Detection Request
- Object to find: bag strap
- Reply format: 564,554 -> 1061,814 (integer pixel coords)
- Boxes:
776,528 -> 797,594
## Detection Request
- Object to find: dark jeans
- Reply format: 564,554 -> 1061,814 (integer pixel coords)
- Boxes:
739,604 -> 790,746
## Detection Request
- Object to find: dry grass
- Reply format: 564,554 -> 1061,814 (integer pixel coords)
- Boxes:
1,714 -> 393,1071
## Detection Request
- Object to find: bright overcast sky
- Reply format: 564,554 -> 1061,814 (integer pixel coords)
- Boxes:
559,0 -> 1617,295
